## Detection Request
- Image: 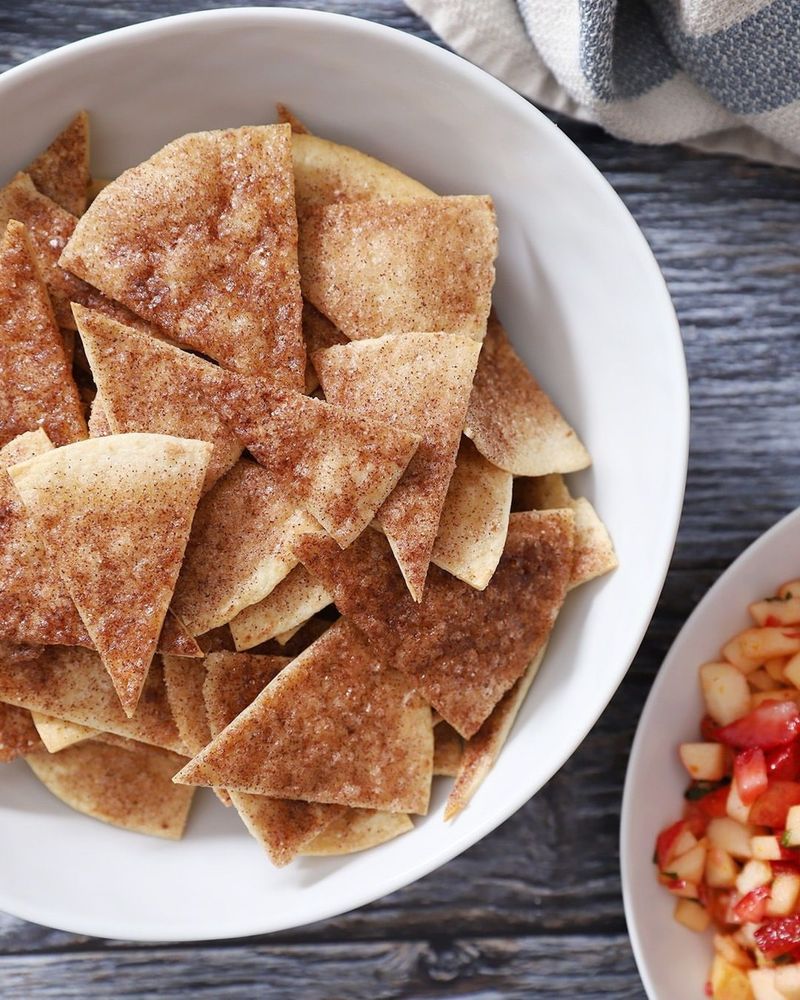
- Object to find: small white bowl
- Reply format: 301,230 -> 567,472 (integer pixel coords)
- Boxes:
622,506 -> 800,998
0,8 -> 687,941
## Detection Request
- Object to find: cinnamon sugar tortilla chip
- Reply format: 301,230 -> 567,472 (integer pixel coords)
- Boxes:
433,722 -> 463,778
203,650 -> 342,865
158,613 -> 203,659
302,301 -> 348,394
9,434 -> 211,714
514,474 -> 618,588
205,373 -> 419,548
444,646 -> 547,820
431,438 -> 512,590
292,134 -> 433,217
276,104 -> 310,135
75,306 -> 243,491
0,221 -> 86,448
0,173 -> 160,333
60,125 -> 305,387
464,316 -> 590,476
295,511 -> 575,738
299,196 -> 496,341
87,395 -> 111,437
172,461 -> 316,636
0,702 -> 43,761
315,333 -> 480,599
26,740 -> 194,839
176,620 -> 433,815
229,566 -> 332,651
0,646 -> 184,752
25,111 -> 90,217
31,712 -> 96,753
301,809 -> 413,856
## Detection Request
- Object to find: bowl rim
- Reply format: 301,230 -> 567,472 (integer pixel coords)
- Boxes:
621,505 -> 800,999
0,5 -> 689,940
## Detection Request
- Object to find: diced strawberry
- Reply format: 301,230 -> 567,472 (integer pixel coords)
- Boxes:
704,983 -> 712,998
716,701 -> 800,751
772,858 -> 800,874
663,877 -> 688,892
750,781 -> 800,827
655,819 -> 687,870
683,802 -> 710,836
754,915 -> 800,957
768,743 -> 800,782
765,615 -> 781,627
694,785 -> 730,820
733,885 -> 770,923
734,748 -> 768,805
701,715 -> 719,742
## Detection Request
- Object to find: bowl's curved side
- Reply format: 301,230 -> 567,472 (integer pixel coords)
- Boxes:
622,506 -> 800,999
0,7 -> 688,941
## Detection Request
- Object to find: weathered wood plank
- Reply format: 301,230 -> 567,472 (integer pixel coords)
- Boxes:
0,934 -> 639,998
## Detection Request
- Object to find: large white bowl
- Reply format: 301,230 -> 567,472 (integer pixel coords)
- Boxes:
0,8 -> 687,941
622,507 -> 800,998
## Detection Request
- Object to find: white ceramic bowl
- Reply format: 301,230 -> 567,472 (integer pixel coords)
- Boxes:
622,507 -> 800,998
0,8 -> 687,941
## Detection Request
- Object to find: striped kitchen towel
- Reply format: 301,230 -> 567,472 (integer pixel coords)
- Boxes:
406,0 -> 800,167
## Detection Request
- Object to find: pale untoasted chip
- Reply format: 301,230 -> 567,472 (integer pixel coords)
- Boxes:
176,620 -> 433,815
431,438 -> 512,590
31,712 -> 96,753
444,646 -> 547,820
172,461 -> 315,636
25,111 -> 90,216
0,701 -> 43,761
302,302 -> 348,394
229,566 -> 332,651
9,434 -> 211,714
26,741 -> 194,839
203,650 -> 342,864
61,126 -> 305,386
75,306 -> 243,491
464,316 -> 590,476
433,722 -> 464,778
514,474 -> 618,588
315,333 -> 480,599
301,809 -> 413,856
0,173 -> 161,333
0,646 -> 184,752
296,511 -> 574,738
292,133 -> 433,216
205,373 -> 419,548
299,196 -> 496,341
0,221 -> 86,448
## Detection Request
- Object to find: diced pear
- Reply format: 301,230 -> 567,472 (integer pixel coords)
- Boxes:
725,629 -> 800,668
748,968 -> 785,1000
766,872 -> 800,918
671,827 -> 699,859
749,668 -> 780,692
674,897 -> 711,932
751,836 -> 782,861
735,859 -> 772,896
702,663 -> 753,725
728,781 -> 752,825
671,840 -> 708,884
680,742 -> 728,781
765,657 -> 790,683
711,954 -> 755,1000
784,805 -> 800,848
775,964 -> 800,1000
709,818 -> 756,859
714,933 -> 754,970
785,652 -> 800,690
707,847 -> 740,888
750,597 -> 800,627
751,689 -> 800,710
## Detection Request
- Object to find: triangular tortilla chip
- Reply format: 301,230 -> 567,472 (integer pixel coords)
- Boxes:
302,301 -> 348,394
276,104 -> 310,135
292,134 -> 433,216
9,434 -> 211,714
444,646 -> 547,820
464,315 -> 590,476
25,111 -> 90,217
0,646 -> 184,752
176,620 -> 433,814
229,566 -> 332,651
433,722 -> 463,778
253,616 -> 333,659
299,196 -> 496,341
74,306 -> 243,491
0,702 -> 43,761
87,394 -> 111,437
0,173 -> 161,333
30,712 -> 96,753
26,740 -> 194,839
431,437 -> 512,590
203,650 -> 342,865
158,613 -> 203,659
0,221 -> 86,448
296,511 -> 575,738
60,125 -> 305,386
172,460 -> 316,636
513,474 -> 618,588
205,373 -> 419,548
315,333 -> 480,598
301,809 -> 413,856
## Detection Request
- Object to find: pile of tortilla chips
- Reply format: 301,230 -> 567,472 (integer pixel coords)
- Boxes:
0,108 -> 616,862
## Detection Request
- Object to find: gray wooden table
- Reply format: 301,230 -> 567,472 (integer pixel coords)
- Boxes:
2,1 -> 800,997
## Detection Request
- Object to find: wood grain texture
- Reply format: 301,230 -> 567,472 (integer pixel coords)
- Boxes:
3,2 -> 800,998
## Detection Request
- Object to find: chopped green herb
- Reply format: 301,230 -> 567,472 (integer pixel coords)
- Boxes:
660,871 -> 679,880
766,594 -> 793,602
782,830 -> 794,847
684,778 -> 730,801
